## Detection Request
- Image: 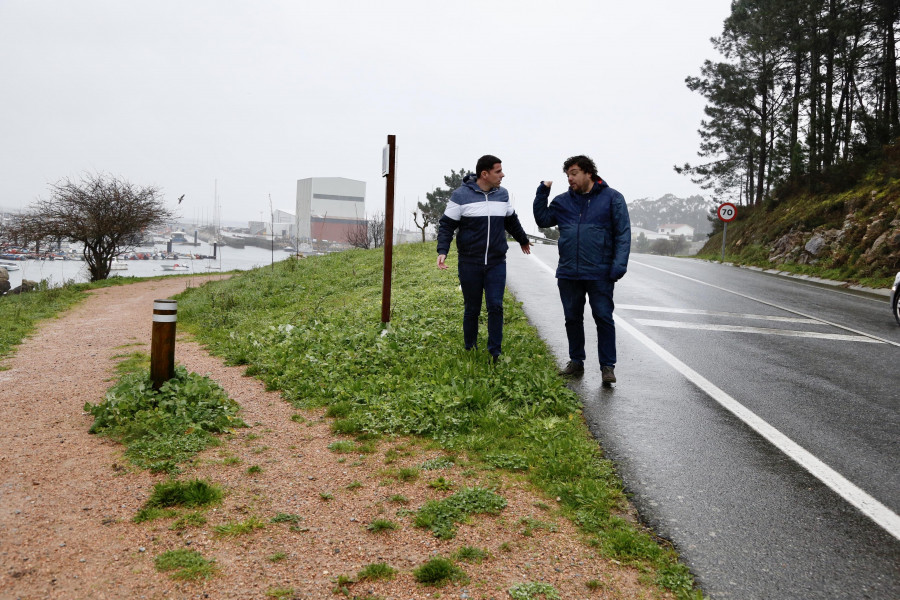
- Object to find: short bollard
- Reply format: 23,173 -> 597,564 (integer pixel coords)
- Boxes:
151,299 -> 177,390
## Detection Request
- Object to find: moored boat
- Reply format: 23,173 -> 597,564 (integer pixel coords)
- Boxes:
160,263 -> 190,272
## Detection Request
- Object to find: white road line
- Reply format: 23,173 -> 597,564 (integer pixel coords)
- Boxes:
526,252 -> 900,541
634,319 -> 884,343
617,304 -> 819,324
631,259 -> 900,347
527,253 -> 557,276
615,314 -> 900,541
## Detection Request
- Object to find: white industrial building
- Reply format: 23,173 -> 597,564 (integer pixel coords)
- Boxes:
295,177 -> 367,244
248,209 -> 297,238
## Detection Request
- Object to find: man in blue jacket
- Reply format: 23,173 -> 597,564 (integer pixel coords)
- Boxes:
533,155 -> 631,383
437,155 -> 531,361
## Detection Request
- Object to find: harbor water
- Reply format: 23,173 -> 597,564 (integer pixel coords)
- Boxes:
2,242 -> 297,291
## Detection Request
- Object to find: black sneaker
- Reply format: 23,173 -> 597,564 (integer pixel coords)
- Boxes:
559,361 -> 585,377
601,365 -> 616,383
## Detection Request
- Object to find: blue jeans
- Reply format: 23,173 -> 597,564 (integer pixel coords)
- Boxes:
457,261 -> 506,357
557,278 -> 616,367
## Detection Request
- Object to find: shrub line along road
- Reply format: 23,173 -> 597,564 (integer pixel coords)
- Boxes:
506,245 -> 900,600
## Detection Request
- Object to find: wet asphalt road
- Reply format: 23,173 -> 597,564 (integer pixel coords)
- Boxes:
505,245 -> 900,599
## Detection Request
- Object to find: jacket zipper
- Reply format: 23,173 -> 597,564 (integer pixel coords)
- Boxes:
483,191 -> 490,265
575,195 -> 590,275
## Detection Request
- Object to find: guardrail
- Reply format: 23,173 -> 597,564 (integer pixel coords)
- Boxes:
525,233 -> 558,245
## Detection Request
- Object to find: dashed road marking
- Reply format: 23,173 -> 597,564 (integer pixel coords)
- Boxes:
633,318 -> 884,343
617,304 -> 819,324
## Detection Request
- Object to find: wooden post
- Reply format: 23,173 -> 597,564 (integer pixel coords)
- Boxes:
151,299 -> 177,389
381,134 -> 396,324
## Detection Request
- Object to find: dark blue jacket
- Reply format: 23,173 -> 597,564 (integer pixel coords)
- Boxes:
437,175 -> 530,266
533,179 -> 631,281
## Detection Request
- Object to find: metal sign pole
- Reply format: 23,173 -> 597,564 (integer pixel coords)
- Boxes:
381,135 -> 396,324
721,221 -> 727,263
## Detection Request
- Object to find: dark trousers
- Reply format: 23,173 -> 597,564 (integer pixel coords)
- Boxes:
557,278 -> 616,367
457,261 -> 506,357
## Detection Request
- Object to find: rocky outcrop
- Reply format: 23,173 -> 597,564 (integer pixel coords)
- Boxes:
766,210 -> 900,270
0,267 -> 9,295
6,280 -> 37,295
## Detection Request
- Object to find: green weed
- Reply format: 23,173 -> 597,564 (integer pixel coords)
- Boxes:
412,557 -> 467,586
427,476 -> 454,491
414,487 -> 507,539
331,574 -> 353,595
421,456 -> 455,470
366,519 -> 399,533
213,516 -> 266,537
267,552 -> 287,562
328,440 -> 356,453
133,507 -> 178,523
397,467 -> 419,481
508,581 -> 560,599
154,549 -> 217,580
357,562 -> 397,581
85,365 -> 245,473
271,513 -> 302,524
143,479 -> 223,510
170,512 -> 207,530
452,546 -> 489,563
519,516 -> 557,536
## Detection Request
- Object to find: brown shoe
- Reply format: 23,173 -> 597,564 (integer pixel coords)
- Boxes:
559,361 -> 585,377
601,365 -> 616,383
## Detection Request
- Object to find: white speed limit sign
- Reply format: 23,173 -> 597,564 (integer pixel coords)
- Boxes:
717,202 -> 737,222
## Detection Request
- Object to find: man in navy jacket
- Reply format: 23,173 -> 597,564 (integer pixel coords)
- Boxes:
533,155 -> 631,383
437,155 -> 531,361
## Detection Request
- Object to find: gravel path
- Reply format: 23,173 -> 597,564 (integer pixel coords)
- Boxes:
0,277 -> 662,599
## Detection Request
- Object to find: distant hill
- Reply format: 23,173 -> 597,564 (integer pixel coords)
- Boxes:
626,194 -> 716,235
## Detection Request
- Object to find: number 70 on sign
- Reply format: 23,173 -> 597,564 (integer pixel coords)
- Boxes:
717,202 -> 737,222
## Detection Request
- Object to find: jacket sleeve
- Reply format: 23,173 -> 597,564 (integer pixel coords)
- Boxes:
504,211 -> 530,246
533,182 -> 557,228
609,192 -> 631,281
436,200 -> 461,256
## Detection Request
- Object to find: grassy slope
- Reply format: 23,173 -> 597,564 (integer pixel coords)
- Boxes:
696,154 -> 900,288
174,242 -> 698,597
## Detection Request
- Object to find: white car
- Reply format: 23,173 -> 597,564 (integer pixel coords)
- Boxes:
892,271 -> 900,326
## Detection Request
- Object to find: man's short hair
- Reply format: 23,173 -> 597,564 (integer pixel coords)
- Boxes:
476,155 -> 502,178
563,155 -> 598,180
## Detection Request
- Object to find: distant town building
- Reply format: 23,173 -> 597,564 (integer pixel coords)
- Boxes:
249,209 -> 296,238
295,177 -> 367,244
631,226 -> 669,241
657,224 -> 694,238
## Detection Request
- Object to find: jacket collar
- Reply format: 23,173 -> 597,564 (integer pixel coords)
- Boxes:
570,178 -> 608,198
463,173 -> 496,194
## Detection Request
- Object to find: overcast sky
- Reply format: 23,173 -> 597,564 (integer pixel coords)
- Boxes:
0,0 -> 731,234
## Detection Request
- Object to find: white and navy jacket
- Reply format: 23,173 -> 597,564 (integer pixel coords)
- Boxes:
437,174 -> 530,267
